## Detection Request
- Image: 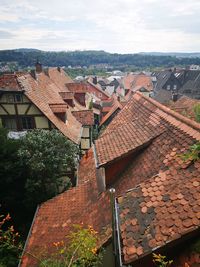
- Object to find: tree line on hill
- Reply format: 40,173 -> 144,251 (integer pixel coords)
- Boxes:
1,49 -> 200,69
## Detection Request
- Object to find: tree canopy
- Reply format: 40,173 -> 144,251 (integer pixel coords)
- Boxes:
0,128 -> 78,237
1,49 -> 200,70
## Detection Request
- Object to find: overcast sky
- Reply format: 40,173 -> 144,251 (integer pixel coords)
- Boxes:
0,0 -> 200,53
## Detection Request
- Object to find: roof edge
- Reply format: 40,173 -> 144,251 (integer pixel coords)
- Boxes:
136,92 -> 200,134
18,205 -> 40,267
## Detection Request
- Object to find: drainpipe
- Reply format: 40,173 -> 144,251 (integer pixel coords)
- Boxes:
109,188 -> 123,267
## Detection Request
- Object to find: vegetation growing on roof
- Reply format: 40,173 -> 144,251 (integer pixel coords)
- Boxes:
181,142 -> 200,161
38,224 -> 103,267
153,253 -> 173,267
193,103 -> 200,122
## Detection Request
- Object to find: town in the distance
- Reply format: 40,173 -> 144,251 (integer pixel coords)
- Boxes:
0,51 -> 200,267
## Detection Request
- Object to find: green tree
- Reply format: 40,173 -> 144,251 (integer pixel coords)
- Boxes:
18,129 -> 79,208
0,128 -> 79,238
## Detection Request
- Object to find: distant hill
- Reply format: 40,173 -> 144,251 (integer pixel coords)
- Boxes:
139,52 -> 200,58
13,48 -> 41,53
1,49 -> 200,69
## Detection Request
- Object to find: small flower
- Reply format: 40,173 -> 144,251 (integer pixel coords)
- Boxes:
5,214 -> 11,221
91,247 -> 97,254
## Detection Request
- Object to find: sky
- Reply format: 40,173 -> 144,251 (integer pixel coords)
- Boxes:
0,0 -> 200,53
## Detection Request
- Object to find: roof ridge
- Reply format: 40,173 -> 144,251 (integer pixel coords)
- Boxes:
136,92 -> 200,136
87,80 -> 110,97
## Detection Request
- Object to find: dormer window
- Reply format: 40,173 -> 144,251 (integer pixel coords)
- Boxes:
49,103 -> 68,123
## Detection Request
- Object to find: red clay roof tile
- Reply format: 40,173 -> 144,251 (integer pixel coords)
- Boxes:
21,91 -> 200,266
72,110 -> 94,126
18,73 -> 82,144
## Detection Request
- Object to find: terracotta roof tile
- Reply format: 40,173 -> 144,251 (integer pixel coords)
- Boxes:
123,73 -> 153,92
95,120 -> 164,166
99,100 -> 122,127
0,73 -> 23,91
72,110 -> 94,126
21,91 -> 200,266
49,103 -> 68,113
168,95 -> 200,122
18,73 -> 82,144
118,162 -> 200,264
48,67 -> 73,91
20,149 -> 112,267
66,82 -> 89,93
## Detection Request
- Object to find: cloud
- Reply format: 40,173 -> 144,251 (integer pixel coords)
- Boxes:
0,30 -> 15,39
0,0 -> 200,52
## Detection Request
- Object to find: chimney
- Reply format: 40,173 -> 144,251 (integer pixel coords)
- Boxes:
172,92 -> 178,102
44,68 -> 49,77
35,60 -> 42,73
57,67 -> 61,72
93,76 -> 97,84
30,70 -> 37,80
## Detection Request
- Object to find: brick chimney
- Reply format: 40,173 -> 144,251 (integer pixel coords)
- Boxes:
93,76 -> 97,84
35,60 -> 42,73
30,70 -> 37,80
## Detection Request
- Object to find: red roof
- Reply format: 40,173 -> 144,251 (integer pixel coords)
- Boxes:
49,103 -> 68,113
123,73 -> 153,95
72,110 -> 94,126
0,73 -> 23,91
119,162 -> 200,264
48,67 -> 73,91
20,92 -> 200,266
20,149 -> 112,267
59,92 -> 74,100
99,101 -> 122,126
66,83 -> 89,93
18,73 -> 82,144
168,95 -> 200,122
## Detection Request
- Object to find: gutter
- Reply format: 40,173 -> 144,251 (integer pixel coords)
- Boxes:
18,205 -> 40,267
109,188 -> 123,267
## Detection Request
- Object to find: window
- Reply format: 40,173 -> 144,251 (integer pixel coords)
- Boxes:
2,118 -> 17,130
99,93 -> 102,97
173,85 -> 177,90
14,94 -> 22,102
166,85 -> 171,90
6,94 -> 23,103
20,117 -> 34,129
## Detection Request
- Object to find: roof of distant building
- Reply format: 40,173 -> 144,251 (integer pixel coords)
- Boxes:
72,110 -> 94,126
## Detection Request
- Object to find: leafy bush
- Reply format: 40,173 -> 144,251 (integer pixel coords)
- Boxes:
18,129 -> 79,207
